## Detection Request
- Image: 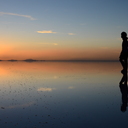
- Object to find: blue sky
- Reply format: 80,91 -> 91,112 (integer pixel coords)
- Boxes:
0,0 -> 128,60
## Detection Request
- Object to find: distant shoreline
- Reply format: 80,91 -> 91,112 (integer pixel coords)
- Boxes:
0,59 -> 119,62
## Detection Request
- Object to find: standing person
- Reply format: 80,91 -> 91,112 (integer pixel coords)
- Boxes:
119,32 -> 128,73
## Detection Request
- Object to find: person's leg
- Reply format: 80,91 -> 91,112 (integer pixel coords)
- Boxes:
119,58 -> 126,70
124,58 -> 127,70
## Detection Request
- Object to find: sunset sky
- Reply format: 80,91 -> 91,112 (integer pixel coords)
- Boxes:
0,0 -> 128,60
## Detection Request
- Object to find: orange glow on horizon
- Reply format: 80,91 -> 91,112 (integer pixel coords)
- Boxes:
0,47 -> 120,60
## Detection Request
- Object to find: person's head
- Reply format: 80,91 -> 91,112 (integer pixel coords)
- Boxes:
121,32 -> 127,40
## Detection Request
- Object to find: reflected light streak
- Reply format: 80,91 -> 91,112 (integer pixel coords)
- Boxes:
7,102 -> 35,109
37,87 -> 56,92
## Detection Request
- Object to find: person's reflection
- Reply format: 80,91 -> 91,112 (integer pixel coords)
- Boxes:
119,71 -> 127,112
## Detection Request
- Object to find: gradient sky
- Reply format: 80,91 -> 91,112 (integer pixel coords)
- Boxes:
0,0 -> 128,60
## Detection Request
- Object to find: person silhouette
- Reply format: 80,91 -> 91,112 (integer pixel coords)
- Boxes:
119,32 -> 128,112
119,32 -> 128,73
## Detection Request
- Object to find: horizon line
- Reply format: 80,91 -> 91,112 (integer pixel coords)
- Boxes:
0,59 -> 119,62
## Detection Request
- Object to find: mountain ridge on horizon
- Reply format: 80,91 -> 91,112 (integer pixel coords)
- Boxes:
0,59 -> 119,62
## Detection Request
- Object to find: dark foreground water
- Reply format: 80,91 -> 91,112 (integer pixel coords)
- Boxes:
0,61 -> 127,128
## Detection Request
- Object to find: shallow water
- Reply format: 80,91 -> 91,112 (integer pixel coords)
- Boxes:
0,61 -> 127,128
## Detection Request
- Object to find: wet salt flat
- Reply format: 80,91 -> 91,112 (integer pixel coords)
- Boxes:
0,61 -> 127,128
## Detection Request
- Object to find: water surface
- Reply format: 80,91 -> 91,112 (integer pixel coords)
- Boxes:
0,61 -> 127,128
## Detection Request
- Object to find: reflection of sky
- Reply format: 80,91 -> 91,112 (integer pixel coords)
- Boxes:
0,62 -> 127,128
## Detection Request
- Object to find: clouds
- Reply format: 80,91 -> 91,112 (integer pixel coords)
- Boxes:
37,30 -> 75,35
0,11 -> 76,36
39,43 -> 58,46
37,30 -> 57,34
0,12 -> 36,20
68,33 -> 76,35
